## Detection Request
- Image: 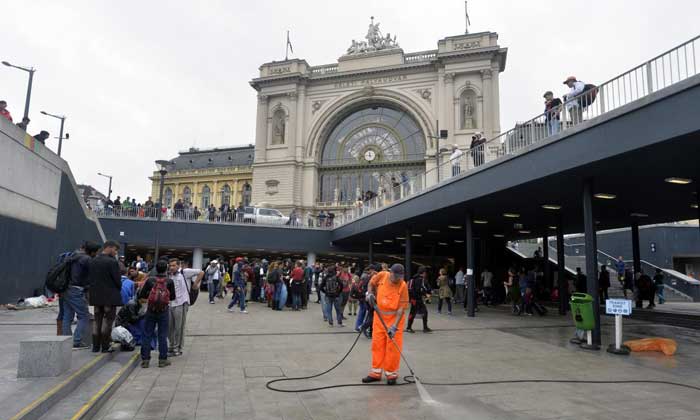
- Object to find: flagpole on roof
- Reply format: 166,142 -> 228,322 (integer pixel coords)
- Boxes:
285,30 -> 294,60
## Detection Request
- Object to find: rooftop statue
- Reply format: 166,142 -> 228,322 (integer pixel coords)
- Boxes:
345,16 -> 400,55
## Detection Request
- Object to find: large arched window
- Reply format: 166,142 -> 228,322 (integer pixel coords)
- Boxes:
221,184 -> 231,206
242,183 -> 252,206
318,105 -> 426,203
182,186 -> 191,204
201,185 -> 211,208
164,187 -> 173,208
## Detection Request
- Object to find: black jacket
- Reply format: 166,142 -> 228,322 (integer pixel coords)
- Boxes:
88,254 -> 122,306
408,275 -> 429,300
69,251 -> 92,288
138,276 -> 176,312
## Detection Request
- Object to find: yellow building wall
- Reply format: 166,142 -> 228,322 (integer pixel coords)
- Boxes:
150,167 -> 252,209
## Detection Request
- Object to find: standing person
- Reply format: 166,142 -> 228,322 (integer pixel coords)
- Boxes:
562,76 -> 586,124
653,269 -> 665,305
62,242 -> 100,349
313,262 -> 323,303
575,267 -> 587,293
615,257 -> 626,288
138,260 -> 176,368
348,274 -> 361,317
637,270 -> 654,309
290,261 -> 305,311
449,144 -> 463,177
436,268 -> 453,315
228,261 -> 248,313
481,268 -> 494,306
355,265 -> 374,332
320,266 -> 343,327
0,100 -> 13,122
599,265 -> 610,302
623,268 -> 634,299
406,267 -> 432,333
470,133 -> 486,166
338,266 -> 352,319
543,91 -> 563,135
168,258 -> 203,357
205,260 -> 220,304
362,264 -> 409,385
88,241 -> 123,353
303,261 -> 313,309
454,267 -> 465,304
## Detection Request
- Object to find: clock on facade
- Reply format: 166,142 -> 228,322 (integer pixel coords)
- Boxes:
363,149 -> 377,162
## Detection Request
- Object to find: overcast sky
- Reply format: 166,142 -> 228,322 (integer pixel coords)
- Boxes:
2,1 -> 698,201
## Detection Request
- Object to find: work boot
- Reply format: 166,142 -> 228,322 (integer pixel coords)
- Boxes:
362,376 -> 381,383
387,378 -> 397,385
423,327 -> 433,333
158,359 -> 171,368
101,338 -> 113,353
141,360 -> 150,368
405,327 -> 415,333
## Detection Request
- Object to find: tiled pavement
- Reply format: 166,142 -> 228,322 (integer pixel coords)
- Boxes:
93,299 -> 700,420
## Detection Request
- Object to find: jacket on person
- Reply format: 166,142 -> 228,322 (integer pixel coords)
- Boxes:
408,274 -> 429,300
320,273 -> 342,298
137,275 -> 176,313
88,254 -> 123,306
69,250 -> 92,288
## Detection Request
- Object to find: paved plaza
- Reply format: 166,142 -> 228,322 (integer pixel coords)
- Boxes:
77,299 -> 700,420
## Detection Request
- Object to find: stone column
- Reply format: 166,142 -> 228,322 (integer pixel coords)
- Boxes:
232,179 -> 239,208
255,95 -> 269,162
480,69 -> 493,138
287,91 -> 298,151
174,182 -> 180,202
192,181 -> 198,208
295,86 -> 306,161
193,247 -> 203,270
444,72 -> 455,143
491,65 -> 501,133
212,180 -> 219,207
307,251 -> 316,267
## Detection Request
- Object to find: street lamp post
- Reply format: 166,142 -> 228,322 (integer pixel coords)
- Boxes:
97,172 -> 113,201
40,111 -> 68,156
2,61 -> 36,129
153,160 -> 170,263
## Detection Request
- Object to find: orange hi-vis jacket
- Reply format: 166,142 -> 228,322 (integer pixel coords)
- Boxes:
368,271 -> 409,380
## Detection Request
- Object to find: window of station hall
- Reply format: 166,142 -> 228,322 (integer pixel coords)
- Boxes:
318,105 -> 426,203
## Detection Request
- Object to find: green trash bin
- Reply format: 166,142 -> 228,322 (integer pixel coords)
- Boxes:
570,293 -> 595,331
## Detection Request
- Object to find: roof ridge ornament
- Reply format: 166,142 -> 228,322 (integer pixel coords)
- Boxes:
345,16 -> 400,56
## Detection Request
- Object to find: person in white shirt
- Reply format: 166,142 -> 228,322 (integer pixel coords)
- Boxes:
562,76 -> 586,124
205,260 -> 221,304
167,258 -> 203,357
480,268 -> 494,306
455,268 -> 465,303
449,144 -> 463,177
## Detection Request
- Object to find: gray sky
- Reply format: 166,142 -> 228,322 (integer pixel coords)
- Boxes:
2,1 -> 699,202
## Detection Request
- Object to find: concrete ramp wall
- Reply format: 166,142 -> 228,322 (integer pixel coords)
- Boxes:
0,118 -> 105,303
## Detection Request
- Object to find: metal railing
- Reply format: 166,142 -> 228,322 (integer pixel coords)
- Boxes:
94,206 -> 336,230
339,35 -> 700,226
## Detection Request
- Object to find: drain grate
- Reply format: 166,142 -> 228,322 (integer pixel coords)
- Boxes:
244,366 -> 285,378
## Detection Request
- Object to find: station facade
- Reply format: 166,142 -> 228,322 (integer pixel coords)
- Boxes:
249,18 -> 507,216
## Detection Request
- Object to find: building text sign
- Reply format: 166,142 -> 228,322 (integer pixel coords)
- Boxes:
333,74 -> 408,89
606,299 -> 632,316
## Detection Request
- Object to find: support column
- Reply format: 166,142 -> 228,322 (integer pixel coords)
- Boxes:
368,239 -> 374,266
481,69 -> 494,138
193,247 -> 203,270
405,227 -> 412,280
295,87 -> 306,161
631,221 -> 641,275
255,95 -> 269,162
466,212 -> 476,317
582,180 -> 600,346
307,251 -> 316,267
445,73 -> 455,143
556,224 -> 567,315
543,235 -> 551,289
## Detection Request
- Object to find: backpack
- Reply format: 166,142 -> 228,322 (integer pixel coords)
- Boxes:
45,252 -> 74,294
324,275 -> 342,297
147,276 -> 170,312
578,83 -> 598,108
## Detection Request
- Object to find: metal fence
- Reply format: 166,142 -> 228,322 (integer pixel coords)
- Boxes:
339,35 -> 700,226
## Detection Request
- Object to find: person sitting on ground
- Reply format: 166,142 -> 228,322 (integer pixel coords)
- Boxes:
138,260 -> 176,368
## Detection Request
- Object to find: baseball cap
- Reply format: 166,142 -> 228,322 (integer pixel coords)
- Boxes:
390,263 -> 405,276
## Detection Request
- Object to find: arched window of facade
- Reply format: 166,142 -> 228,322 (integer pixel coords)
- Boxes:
201,185 -> 211,208
460,89 -> 478,130
183,186 -> 192,204
242,183 -> 252,206
221,184 -> 231,206
164,187 -> 173,208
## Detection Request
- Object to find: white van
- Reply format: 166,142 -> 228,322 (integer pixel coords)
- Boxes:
242,206 -> 289,225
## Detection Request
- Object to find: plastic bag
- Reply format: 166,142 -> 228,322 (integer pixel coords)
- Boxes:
111,326 -> 135,347
23,296 -> 48,308
624,337 -> 677,356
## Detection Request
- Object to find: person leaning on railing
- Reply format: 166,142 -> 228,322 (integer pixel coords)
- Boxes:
543,91 -> 563,135
470,133 -> 486,167
562,76 -> 585,124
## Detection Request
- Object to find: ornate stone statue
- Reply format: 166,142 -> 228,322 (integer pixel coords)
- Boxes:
345,17 -> 399,55
463,95 -> 475,129
272,110 -> 285,144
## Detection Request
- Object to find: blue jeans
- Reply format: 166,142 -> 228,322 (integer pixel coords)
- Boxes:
324,296 -> 343,325
142,311 -> 169,360
62,287 -> 90,345
228,286 -> 246,310
208,280 -> 219,302
355,300 -> 368,330
548,118 -> 560,135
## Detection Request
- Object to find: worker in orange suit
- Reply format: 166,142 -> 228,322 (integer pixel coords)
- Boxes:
362,263 -> 409,385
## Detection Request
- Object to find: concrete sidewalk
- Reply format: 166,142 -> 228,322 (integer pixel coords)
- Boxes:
83,300 -> 700,419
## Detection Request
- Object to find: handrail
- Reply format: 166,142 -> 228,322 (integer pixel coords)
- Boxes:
339,35 -> 700,226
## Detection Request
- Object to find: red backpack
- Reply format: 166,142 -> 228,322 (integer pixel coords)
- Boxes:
147,276 -> 170,312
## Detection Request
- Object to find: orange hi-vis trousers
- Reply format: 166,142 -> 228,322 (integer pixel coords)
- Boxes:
369,309 -> 404,380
